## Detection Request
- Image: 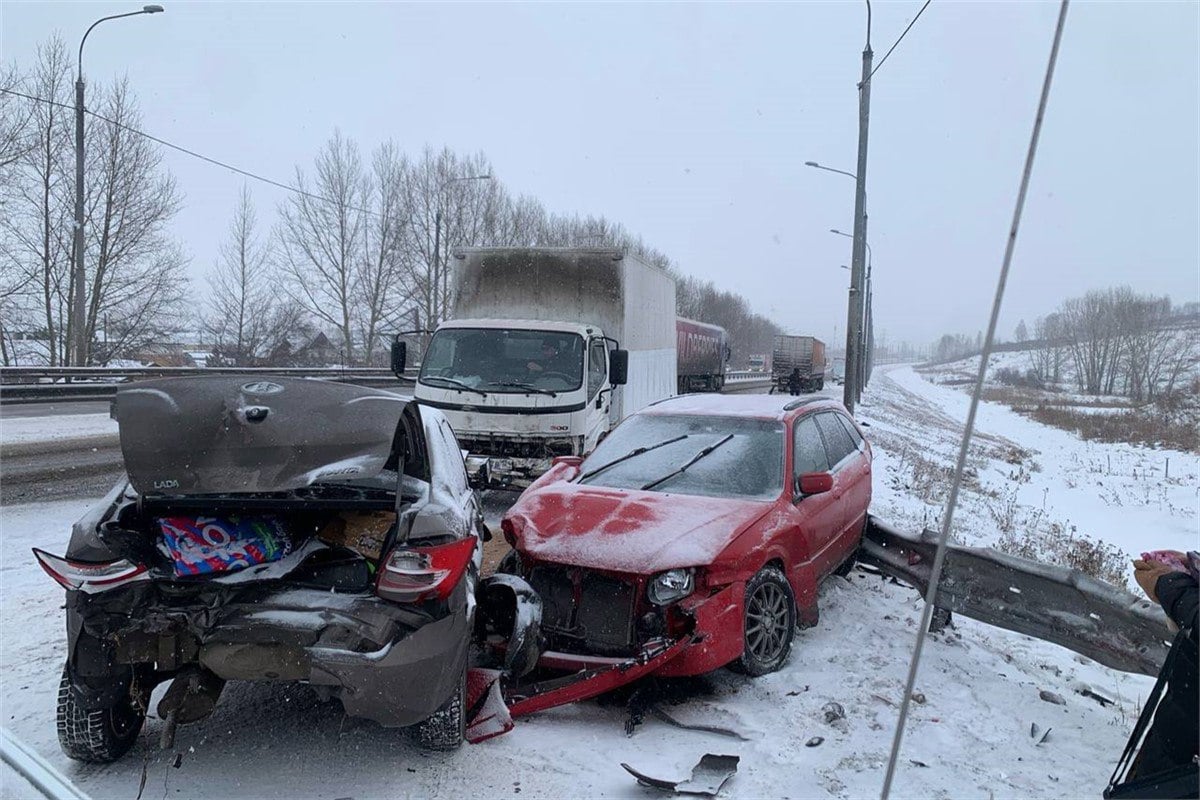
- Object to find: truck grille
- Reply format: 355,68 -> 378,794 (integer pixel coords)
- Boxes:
458,435 -> 577,459
527,565 -> 637,653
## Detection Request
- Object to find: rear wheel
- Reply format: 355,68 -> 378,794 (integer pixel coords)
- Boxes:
412,661 -> 466,750
57,665 -> 146,763
731,566 -> 796,676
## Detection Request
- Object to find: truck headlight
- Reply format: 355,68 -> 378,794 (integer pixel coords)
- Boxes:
647,568 -> 694,606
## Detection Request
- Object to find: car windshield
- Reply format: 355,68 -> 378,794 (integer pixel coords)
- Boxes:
578,413 -> 784,500
419,328 -> 584,393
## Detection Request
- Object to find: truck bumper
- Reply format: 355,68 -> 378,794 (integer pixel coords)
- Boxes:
465,455 -> 553,489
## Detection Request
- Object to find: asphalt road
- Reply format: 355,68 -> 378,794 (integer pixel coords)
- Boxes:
0,400 -> 111,418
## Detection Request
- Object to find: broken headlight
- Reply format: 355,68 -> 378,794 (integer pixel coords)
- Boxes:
647,568 -> 694,606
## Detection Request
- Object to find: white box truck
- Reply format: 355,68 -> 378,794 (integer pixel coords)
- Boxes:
404,247 -> 677,488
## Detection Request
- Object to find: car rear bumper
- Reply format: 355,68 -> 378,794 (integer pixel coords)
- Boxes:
67,581 -> 471,728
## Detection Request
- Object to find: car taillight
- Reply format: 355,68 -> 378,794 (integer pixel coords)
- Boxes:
375,537 -> 476,604
32,548 -> 148,593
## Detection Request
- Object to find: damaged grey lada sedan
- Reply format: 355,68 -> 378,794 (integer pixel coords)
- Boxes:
33,376 -> 536,761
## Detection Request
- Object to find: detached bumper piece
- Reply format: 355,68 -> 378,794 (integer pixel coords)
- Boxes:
465,637 -> 690,744
622,753 -> 740,797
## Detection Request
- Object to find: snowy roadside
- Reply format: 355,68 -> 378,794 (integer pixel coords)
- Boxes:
0,413 -> 117,451
860,365 -> 1198,586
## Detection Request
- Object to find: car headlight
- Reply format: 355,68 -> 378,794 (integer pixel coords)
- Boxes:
647,568 -> 694,606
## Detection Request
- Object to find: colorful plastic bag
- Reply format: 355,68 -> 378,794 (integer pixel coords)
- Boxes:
157,516 -> 291,577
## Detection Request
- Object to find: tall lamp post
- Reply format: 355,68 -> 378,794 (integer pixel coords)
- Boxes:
806,154 -> 870,412
431,174 -> 492,328
831,228 -> 873,390
73,5 -> 164,366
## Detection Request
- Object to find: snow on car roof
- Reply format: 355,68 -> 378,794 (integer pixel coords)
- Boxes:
639,392 -> 842,420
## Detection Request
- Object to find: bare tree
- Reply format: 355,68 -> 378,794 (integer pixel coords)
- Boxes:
206,184 -> 292,365
355,141 -> 410,366
0,38 -> 73,365
277,130 -> 367,365
81,78 -> 187,364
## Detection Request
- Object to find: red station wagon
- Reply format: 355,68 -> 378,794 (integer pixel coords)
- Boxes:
499,393 -> 872,677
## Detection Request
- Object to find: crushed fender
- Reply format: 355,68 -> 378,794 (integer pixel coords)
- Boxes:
622,753 -> 740,796
465,637 -> 690,744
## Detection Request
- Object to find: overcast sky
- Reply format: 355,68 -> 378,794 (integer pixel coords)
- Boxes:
3,1 -> 1197,348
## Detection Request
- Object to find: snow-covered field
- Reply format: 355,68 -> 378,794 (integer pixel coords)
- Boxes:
2,365 -> 1194,799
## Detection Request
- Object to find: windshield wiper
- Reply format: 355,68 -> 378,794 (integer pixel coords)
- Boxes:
421,375 -> 488,397
640,434 -> 735,491
486,381 -> 558,397
575,434 -> 690,484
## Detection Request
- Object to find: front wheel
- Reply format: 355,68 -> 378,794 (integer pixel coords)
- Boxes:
730,566 -> 796,676
57,665 -> 146,763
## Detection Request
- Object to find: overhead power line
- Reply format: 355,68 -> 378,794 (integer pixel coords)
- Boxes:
863,0 -> 932,86
0,86 -> 377,216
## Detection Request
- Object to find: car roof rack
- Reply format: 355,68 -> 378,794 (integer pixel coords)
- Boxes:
783,396 -> 827,411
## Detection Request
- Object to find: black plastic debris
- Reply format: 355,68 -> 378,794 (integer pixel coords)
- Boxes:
622,754 -> 740,796
822,702 -> 845,723
805,736 -> 824,747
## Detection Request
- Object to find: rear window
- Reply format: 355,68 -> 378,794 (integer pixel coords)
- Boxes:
578,413 -> 784,500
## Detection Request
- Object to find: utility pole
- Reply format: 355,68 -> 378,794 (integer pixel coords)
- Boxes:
843,38 -> 872,415
72,6 -> 164,367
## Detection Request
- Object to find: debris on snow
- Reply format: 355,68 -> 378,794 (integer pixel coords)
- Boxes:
911,692 -> 927,705
822,702 -> 846,723
806,736 -> 824,747
1039,690 -> 1067,706
621,753 -> 740,796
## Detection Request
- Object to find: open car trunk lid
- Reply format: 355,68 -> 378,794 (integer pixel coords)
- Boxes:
111,376 -> 408,496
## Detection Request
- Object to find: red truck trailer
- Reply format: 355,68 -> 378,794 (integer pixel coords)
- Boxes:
676,317 -> 729,393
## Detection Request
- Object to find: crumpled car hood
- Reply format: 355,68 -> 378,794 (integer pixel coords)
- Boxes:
111,376 -> 408,496
508,482 -> 773,573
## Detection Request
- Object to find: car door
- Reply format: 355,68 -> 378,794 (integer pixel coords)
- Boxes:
788,413 -> 844,583
833,411 -> 872,537
813,411 -> 862,548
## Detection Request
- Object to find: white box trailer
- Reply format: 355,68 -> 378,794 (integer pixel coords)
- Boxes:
410,247 -> 677,487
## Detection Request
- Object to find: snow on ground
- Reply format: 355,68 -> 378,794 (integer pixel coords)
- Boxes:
860,365 -> 1198,575
0,498 -> 1158,800
0,413 -> 116,449
1,366 -> 1193,799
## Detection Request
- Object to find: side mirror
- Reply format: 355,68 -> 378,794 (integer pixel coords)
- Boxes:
797,472 -> 833,496
390,339 -> 407,377
609,349 -> 629,386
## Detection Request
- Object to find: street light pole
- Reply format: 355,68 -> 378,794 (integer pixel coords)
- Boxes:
832,228 -> 873,390
844,33 -> 873,414
72,5 -> 164,367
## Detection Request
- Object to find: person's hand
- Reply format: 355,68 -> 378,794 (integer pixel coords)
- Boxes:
1132,558 -> 1182,603
526,361 -> 543,372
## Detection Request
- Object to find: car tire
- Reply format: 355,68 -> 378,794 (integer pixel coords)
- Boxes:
56,665 -> 145,763
412,661 -> 466,751
730,566 -> 796,677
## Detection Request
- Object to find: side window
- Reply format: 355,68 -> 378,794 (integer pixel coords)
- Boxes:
815,413 -> 856,468
438,420 -> 470,495
837,413 -> 865,450
792,416 -> 830,478
587,339 -> 607,398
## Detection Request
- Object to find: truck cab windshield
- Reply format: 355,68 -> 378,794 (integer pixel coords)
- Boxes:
420,328 -> 585,394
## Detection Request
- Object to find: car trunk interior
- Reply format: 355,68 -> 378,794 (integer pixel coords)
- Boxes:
97,491 -> 404,594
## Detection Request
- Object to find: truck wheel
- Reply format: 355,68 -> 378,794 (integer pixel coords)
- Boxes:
57,665 -> 146,763
412,662 -> 466,750
730,566 -> 796,677
817,379 -> 825,390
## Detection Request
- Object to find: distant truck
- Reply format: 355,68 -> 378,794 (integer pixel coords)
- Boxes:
407,247 -> 677,488
747,353 -> 768,372
771,335 -> 826,393
676,317 -> 729,393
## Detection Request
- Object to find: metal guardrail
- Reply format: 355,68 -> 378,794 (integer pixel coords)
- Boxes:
0,367 -> 416,405
860,516 -> 1169,677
